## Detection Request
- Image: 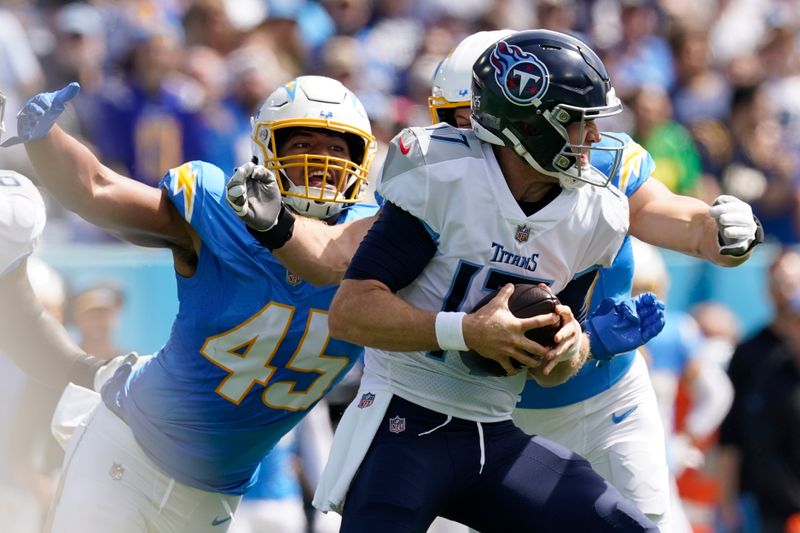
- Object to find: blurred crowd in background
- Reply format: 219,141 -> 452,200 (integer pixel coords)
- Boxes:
1,0 -> 800,532
0,0 -> 799,244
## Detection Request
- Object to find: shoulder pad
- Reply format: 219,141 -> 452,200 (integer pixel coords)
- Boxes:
381,125 -> 481,188
160,161 -> 226,224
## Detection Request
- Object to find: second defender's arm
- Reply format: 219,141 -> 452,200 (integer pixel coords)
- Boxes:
628,179 -> 755,267
273,215 -> 376,286
25,126 -> 191,250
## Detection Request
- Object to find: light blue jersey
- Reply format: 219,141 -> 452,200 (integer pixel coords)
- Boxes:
103,161 -> 376,494
518,134 -> 655,408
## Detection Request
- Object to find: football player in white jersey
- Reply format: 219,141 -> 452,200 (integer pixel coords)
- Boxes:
0,89 -> 114,392
425,30 -> 761,531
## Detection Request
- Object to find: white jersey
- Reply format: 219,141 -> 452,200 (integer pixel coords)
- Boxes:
364,125 -> 629,422
0,170 -> 46,276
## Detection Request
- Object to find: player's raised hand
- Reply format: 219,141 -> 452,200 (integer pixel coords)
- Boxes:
1,83 -> 80,147
462,284 -> 559,375
709,195 -> 763,256
225,162 -> 283,232
585,292 -> 666,362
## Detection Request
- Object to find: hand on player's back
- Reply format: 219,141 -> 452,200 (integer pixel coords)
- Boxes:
462,284 -> 559,376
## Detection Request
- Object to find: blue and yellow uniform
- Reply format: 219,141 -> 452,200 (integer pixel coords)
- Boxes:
518,133 -> 655,408
103,160 -> 375,495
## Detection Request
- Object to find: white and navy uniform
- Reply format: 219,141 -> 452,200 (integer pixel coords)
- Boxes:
0,170 -> 45,276
512,135 -> 672,530
314,125 -> 656,532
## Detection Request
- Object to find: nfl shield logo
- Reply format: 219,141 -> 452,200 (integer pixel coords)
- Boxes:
286,270 -> 302,286
358,392 -> 375,409
389,415 -> 406,434
515,224 -> 530,243
109,462 -> 125,481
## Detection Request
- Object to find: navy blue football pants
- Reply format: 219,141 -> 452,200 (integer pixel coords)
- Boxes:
341,395 -> 657,533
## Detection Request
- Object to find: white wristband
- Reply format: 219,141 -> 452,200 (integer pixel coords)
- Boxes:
435,311 -> 469,352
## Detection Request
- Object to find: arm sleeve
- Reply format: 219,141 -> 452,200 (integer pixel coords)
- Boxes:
556,269 -> 599,326
344,202 -> 437,292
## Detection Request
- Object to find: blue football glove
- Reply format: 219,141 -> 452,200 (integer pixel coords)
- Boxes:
1,82 -> 80,147
585,292 -> 666,362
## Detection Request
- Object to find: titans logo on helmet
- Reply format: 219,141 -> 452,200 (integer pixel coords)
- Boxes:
490,41 -> 550,107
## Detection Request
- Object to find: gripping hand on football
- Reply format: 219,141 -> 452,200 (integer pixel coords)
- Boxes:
225,161 -> 284,232
586,292 -> 665,362
709,195 -> 763,256
1,83 -> 80,147
463,284 -> 560,376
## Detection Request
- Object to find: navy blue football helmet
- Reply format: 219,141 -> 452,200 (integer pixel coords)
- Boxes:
471,29 -> 625,188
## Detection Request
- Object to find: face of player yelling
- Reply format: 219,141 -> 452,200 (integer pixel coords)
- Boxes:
566,119 -> 601,170
277,128 -> 353,193
454,107 -> 471,128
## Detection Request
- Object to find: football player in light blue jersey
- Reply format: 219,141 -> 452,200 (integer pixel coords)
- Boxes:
7,76 -> 378,533
232,30 -> 763,532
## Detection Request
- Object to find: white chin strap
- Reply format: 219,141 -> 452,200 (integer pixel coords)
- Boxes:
284,184 -> 345,220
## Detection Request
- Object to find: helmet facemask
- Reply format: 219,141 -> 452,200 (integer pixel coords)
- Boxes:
250,76 -> 376,220
252,122 -> 374,220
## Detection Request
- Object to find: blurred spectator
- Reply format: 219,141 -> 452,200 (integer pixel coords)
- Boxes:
668,21 -> 732,126
708,0 -> 770,66
603,0 -> 675,98
718,248 -> 800,533
39,3 -> 108,143
4,258 -> 68,533
181,45 -> 243,173
535,0 -> 586,41
182,0 -> 245,55
321,0 -> 372,36
91,22 -> 211,185
224,43 -> 289,165
722,83 -> 799,244
744,287 -> 800,533
629,84 -> 703,196
68,282 -> 126,361
633,238 -> 734,533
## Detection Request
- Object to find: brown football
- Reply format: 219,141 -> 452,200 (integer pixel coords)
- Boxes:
459,284 -> 562,376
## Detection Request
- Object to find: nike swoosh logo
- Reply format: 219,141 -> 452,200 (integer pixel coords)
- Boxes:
211,516 -> 231,527
611,405 -> 638,424
398,136 -> 412,155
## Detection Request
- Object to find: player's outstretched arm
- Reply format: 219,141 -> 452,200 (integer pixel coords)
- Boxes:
226,162 -> 375,285
0,260 -> 104,390
628,179 -> 762,267
11,85 -> 190,249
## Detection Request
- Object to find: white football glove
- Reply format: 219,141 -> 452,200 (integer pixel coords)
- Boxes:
225,162 -> 283,232
708,195 -> 760,256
